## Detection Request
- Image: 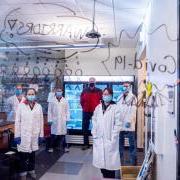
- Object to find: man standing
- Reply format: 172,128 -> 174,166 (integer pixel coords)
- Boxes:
80,77 -> 102,150
6,84 -> 25,122
117,83 -> 137,165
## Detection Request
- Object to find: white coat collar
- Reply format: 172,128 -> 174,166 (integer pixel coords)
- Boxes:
55,96 -> 64,103
118,93 -> 135,104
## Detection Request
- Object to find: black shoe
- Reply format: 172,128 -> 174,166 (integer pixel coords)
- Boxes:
81,145 -> 89,150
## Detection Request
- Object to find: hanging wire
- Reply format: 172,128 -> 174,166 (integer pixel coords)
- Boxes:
92,0 -> 96,30
112,0 -> 117,40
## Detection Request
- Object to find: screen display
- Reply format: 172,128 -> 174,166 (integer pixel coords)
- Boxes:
65,83 -> 107,130
65,84 -> 83,130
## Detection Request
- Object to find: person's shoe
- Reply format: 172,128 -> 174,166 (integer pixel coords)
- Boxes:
29,173 -> 37,180
29,173 -> 36,180
64,147 -> 70,153
28,170 -> 36,180
81,145 -> 90,150
48,148 -> 53,153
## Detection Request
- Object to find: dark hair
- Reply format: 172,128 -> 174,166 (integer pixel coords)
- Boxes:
103,88 -> 113,95
26,88 -> 37,95
55,86 -> 63,91
16,83 -> 23,88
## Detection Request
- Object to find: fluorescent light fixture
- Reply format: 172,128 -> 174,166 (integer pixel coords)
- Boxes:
64,75 -> 134,82
0,43 -> 107,50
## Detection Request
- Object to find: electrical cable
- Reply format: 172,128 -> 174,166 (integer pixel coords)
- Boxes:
112,0 -> 117,40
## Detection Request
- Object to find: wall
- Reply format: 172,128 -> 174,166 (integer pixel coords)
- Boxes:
145,0 -> 178,179
65,47 -> 137,76
0,49 -> 65,113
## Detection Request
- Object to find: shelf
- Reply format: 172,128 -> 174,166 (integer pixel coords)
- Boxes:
65,90 -> 82,92
67,119 -> 82,120
69,109 -> 82,110
67,99 -> 80,101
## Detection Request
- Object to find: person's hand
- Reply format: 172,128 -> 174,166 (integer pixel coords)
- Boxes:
125,122 -> 131,128
38,137 -> 44,144
14,137 -> 21,145
48,121 -> 53,126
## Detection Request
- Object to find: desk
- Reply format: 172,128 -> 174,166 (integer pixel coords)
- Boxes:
0,121 -> 14,150
0,121 -> 14,133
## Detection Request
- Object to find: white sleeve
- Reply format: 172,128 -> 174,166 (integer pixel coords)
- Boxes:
130,96 -> 137,125
5,97 -> 11,113
113,105 -> 123,133
14,105 -> 21,138
91,106 -> 98,138
65,100 -> 70,121
48,102 -> 53,123
39,105 -> 44,138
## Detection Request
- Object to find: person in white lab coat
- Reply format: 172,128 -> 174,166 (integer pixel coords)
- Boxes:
47,81 -> 56,103
48,87 -> 70,153
6,84 -> 25,122
92,88 -> 122,179
117,83 -> 137,165
14,88 -> 44,180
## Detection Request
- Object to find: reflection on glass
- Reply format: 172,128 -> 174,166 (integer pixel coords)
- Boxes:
96,84 -> 107,90
65,84 -> 83,130
112,84 -> 124,102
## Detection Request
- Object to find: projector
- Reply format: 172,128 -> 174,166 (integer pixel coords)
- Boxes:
85,29 -> 101,38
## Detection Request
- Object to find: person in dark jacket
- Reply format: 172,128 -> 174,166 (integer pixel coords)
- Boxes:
80,77 -> 102,150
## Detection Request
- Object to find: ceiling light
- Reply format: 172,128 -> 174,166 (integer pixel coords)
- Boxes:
85,0 -> 101,39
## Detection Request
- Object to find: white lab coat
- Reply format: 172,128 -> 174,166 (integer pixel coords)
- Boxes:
48,97 -> 70,135
117,93 -> 137,131
91,103 -> 122,170
47,92 -> 56,103
6,95 -> 25,122
15,103 -> 44,153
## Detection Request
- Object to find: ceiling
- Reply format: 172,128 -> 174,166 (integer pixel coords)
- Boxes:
0,0 -> 150,48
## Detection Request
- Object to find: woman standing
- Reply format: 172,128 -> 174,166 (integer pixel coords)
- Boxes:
14,88 -> 44,180
92,88 -> 122,179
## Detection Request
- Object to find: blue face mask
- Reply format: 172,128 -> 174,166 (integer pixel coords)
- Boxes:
56,91 -> 63,97
122,86 -> 129,94
15,89 -> 22,96
103,95 -> 112,103
27,95 -> 36,102
122,86 -> 127,91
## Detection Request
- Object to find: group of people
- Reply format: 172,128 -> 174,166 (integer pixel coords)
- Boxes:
6,84 -> 69,180
6,77 -> 137,180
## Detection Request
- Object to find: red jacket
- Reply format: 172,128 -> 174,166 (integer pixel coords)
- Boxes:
80,87 -> 102,113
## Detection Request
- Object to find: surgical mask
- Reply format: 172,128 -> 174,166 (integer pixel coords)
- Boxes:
103,95 -> 112,103
56,91 -> 63,97
123,86 -> 129,94
122,86 -> 127,92
89,83 -> 95,88
27,95 -> 36,102
15,89 -> 22,96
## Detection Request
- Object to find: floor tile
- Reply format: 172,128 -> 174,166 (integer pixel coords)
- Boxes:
47,162 -> 83,175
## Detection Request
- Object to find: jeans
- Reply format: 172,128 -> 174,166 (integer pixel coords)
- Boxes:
119,131 -> 137,165
18,151 -> 35,175
82,112 -> 93,146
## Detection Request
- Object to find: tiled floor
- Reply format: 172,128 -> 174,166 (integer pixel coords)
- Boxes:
40,147 -> 103,180
39,146 -> 144,180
